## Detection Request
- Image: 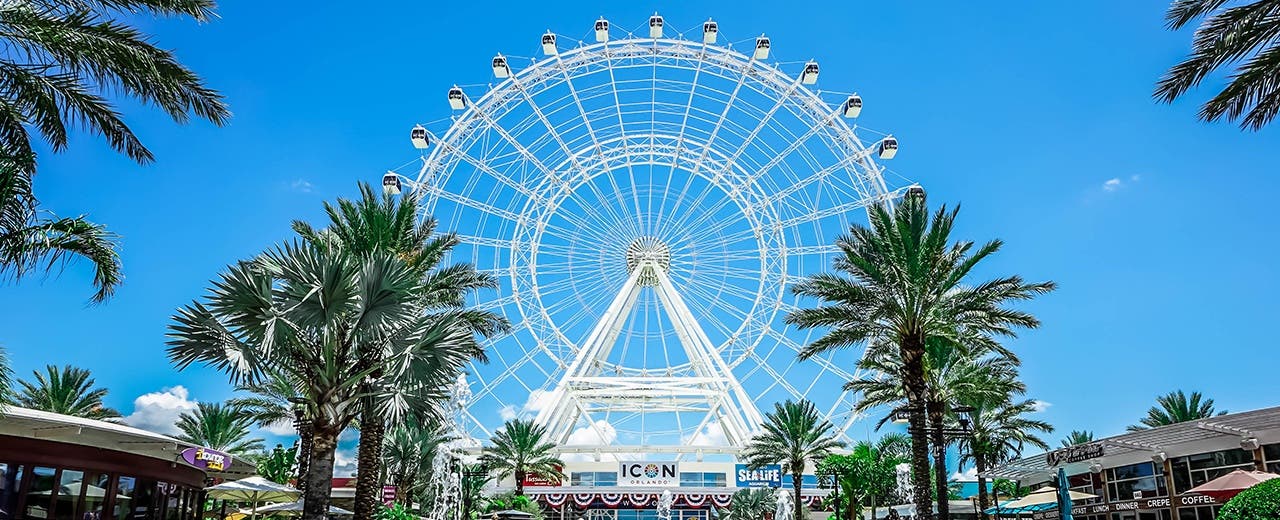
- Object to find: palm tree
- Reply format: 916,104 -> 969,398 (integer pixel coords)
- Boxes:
721,488 -> 777,520
1155,0 -> 1280,130
786,191 -> 1055,520
0,346 -> 14,411
1128,390 -> 1226,431
229,371 -> 313,492
0,1 -> 228,164
954,397 -> 1052,520
167,242 -> 477,520
743,399 -> 845,520
382,422 -> 452,506
1061,430 -> 1095,448
1,157 -> 120,302
849,333 -> 1024,520
174,402 -> 265,458
16,364 -> 120,419
293,182 -> 506,519
479,419 -> 565,497
819,433 -> 910,520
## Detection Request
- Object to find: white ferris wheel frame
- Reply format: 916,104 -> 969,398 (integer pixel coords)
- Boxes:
396,19 -> 908,457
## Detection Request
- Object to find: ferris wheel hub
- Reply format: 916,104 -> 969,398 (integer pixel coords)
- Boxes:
625,236 -> 672,287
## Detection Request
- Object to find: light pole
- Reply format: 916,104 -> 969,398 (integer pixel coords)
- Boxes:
892,404 -> 977,520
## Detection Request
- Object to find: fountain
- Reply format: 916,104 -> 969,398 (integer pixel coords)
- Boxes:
420,374 -> 476,520
657,490 -> 674,520
774,488 -> 793,520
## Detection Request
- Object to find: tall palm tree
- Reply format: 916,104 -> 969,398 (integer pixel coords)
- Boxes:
16,364 -> 120,419
1128,390 -> 1226,431
228,371 -> 313,492
479,419 -> 565,497
786,191 -> 1055,520
0,1 -> 228,164
174,402 -> 265,458
293,182 -> 506,520
167,242 -> 477,520
743,399 -> 845,520
846,332 -> 1024,520
953,396 -> 1052,520
1155,0 -> 1280,130
1061,430 -> 1095,448
1,156 -> 119,302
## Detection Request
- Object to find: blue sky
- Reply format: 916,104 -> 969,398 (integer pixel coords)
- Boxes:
2,0 -> 1279,473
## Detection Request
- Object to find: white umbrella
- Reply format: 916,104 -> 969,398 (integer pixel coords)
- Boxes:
246,500 -> 352,517
1002,489 -> 1098,510
205,477 -> 301,520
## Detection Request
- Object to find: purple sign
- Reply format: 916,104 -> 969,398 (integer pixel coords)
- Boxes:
180,447 -> 232,472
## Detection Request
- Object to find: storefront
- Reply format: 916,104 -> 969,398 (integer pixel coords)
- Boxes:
0,407 -> 253,520
988,406 -> 1280,520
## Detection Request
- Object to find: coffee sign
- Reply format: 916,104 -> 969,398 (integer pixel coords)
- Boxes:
618,462 -> 678,487
180,447 -> 231,472
1046,443 -> 1104,466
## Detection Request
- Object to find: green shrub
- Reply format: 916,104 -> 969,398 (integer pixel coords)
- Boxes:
1218,479 -> 1280,520
375,503 -> 418,520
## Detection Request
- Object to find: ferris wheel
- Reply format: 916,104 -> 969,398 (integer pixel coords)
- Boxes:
386,15 -> 909,458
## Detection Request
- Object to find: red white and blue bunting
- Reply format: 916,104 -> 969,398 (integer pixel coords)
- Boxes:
711,494 -> 733,508
628,494 -> 652,507
683,494 -> 707,507
599,493 -> 624,507
572,493 -> 594,508
541,493 -> 567,507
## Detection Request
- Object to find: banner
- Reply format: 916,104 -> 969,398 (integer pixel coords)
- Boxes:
618,462 -> 679,487
523,465 -> 563,487
735,464 -> 782,488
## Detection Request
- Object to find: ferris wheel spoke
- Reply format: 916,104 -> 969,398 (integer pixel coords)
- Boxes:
656,44 -> 711,238
761,327 -> 858,382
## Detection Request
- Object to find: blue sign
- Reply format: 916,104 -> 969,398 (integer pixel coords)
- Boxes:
735,464 -> 782,488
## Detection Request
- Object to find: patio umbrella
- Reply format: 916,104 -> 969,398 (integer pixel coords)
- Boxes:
247,500 -> 352,517
1057,468 -> 1075,520
1001,488 -> 1097,510
205,477 -> 301,520
1186,469 -> 1279,501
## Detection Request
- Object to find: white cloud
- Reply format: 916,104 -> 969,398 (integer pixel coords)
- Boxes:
124,386 -> 198,435
562,420 -> 619,462
333,448 -> 358,478
290,179 -> 314,193
951,467 -> 979,482
522,390 -> 555,414
1031,400 -> 1052,413
339,428 -> 359,443
261,419 -> 297,437
687,422 -> 729,447
1102,178 -> 1122,192
498,405 -> 518,421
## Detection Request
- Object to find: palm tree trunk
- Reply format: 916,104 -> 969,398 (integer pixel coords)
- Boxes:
928,401 -> 949,520
294,411 -> 313,494
515,470 -> 527,496
793,469 -> 805,520
302,426 -> 340,520
975,457 -> 990,520
901,337 -> 933,520
354,411 -> 386,520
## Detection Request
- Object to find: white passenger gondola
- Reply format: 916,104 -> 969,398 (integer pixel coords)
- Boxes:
448,86 -> 465,110
492,54 -> 510,78
801,61 -> 819,84
905,184 -> 925,201
878,136 -> 898,159
410,125 -> 429,149
843,94 -> 863,118
541,32 -> 557,55
382,172 -> 402,195
754,36 -> 771,59
703,20 -> 718,44
649,14 -> 664,38
594,18 -> 609,42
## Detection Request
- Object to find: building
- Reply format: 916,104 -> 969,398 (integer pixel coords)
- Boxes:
986,406 -> 1280,520
507,460 -> 832,520
0,406 -> 254,520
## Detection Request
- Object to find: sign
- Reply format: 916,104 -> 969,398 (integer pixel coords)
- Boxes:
618,462 -> 678,487
734,464 -> 782,488
180,447 -> 231,472
381,485 -> 397,506
523,466 -> 563,487
1046,443 -> 1104,466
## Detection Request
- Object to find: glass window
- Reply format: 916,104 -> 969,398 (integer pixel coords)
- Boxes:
1172,450 -> 1256,494
80,474 -> 108,520
0,464 -> 24,520
111,478 -> 133,520
53,470 -> 84,520
129,479 -> 155,520
24,467 -> 57,520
